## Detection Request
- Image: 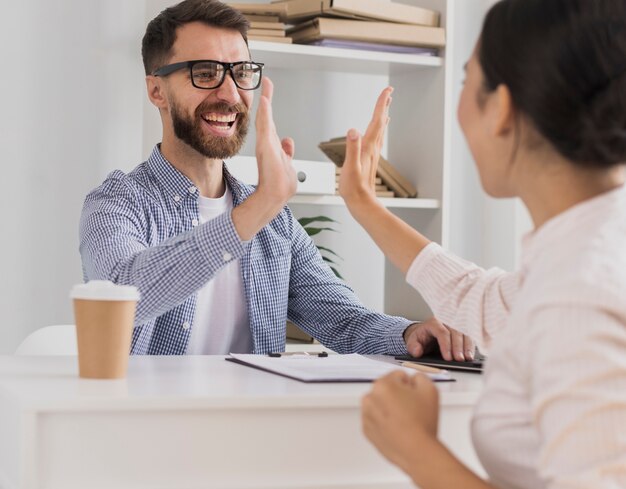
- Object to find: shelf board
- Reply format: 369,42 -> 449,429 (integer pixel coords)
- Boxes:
249,40 -> 443,75
289,195 -> 440,209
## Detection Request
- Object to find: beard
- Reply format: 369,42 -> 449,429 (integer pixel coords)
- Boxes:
170,99 -> 250,159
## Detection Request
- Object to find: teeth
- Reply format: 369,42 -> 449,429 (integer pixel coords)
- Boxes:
203,113 -> 237,123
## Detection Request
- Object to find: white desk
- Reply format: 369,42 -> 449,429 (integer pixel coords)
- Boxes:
0,355 -> 483,489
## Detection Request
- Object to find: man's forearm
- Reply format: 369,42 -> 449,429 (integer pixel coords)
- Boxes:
83,211 -> 246,324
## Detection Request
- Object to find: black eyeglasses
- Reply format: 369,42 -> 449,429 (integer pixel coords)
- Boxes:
152,59 -> 264,90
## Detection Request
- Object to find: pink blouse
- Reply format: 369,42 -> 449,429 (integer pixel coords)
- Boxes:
407,185 -> 626,489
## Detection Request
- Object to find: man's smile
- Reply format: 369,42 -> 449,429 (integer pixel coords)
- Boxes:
200,111 -> 238,137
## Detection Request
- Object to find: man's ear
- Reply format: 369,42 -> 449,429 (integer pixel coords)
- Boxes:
146,76 -> 168,109
489,84 -> 515,138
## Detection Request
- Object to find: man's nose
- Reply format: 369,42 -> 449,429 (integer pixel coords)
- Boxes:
213,72 -> 240,104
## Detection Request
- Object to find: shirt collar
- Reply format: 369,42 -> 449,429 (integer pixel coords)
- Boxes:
146,144 -> 254,205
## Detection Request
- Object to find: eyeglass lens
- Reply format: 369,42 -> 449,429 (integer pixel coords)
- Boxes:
191,62 -> 261,89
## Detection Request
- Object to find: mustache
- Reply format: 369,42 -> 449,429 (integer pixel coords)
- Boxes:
195,101 -> 248,116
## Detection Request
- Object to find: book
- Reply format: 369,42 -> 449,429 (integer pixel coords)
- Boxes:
320,138 -> 418,198
273,0 -> 440,27
248,21 -> 286,30
249,35 -> 293,44
243,14 -> 282,23
249,28 -> 286,37
288,17 -> 446,48
230,2 -> 288,19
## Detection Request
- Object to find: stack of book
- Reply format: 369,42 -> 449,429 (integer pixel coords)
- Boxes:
319,137 -> 418,198
230,3 -> 291,43
231,1 -> 444,52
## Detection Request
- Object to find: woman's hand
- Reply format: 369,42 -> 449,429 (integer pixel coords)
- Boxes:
362,370 -> 439,474
338,87 -> 393,208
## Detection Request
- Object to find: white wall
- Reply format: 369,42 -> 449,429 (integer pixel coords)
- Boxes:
0,1 -> 147,353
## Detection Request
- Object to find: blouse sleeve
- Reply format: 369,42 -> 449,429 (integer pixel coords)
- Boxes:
405,242 -> 522,351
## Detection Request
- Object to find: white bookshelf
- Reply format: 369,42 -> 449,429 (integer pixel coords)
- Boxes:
249,39 -> 443,75
289,194 -> 440,209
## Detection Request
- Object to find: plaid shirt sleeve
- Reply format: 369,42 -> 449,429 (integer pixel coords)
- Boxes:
287,218 -> 412,355
79,172 -> 247,325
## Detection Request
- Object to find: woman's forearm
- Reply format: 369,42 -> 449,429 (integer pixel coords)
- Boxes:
404,437 -> 496,489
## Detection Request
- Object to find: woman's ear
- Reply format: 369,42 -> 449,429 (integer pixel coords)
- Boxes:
146,76 -> 168,110
489,84 -> 515,137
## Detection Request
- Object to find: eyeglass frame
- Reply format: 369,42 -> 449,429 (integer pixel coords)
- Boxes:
151,59 -> 265,90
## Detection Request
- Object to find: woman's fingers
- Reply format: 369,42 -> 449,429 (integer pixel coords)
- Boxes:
281,137 -> 295,159
343,129 -> 362,171
363,87 -> 393,148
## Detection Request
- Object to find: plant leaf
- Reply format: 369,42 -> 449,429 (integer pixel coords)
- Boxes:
298,216 -> 339,227
330,267 -> 343,280
322,256 -> 339,265
306,226 -> 337,237
317,246 -> 342,259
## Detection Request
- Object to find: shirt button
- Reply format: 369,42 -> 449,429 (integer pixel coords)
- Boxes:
182,322 -> 191,331
222,251 -> 232,262
188,186 -> 197,194
191,219 -> 199,227
173,195 -> 181,202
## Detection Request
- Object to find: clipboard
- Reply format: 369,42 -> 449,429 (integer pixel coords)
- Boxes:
226,353 -> 455,383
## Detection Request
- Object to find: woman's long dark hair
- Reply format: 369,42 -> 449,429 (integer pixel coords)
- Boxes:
479,0 -> 626,168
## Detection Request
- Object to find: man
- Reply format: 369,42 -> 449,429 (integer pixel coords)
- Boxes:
79,0 -> 473,358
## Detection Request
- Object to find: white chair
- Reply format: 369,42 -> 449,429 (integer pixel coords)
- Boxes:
14,325 -> 78,355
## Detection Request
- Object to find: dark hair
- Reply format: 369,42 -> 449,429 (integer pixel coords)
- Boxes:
142,0 -> 249,76
479,0 -> 626,168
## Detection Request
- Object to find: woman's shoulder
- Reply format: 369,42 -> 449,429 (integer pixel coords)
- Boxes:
525,227 -> 626,313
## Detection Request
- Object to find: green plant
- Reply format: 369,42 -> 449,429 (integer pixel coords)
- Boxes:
297,215 -> 343,279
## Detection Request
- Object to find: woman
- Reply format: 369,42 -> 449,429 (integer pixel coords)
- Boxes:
338,0 -> 626,488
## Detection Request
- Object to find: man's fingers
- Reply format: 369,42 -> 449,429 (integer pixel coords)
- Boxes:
432,326 -> 453,361
450,330 -> 466,361
281,137 -> 295,158
463,335 -> 475,361
409,340 -> 424,358
256,77 -> 275,140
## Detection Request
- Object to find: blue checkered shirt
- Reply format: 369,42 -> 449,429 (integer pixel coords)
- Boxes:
79,146 -> 412,355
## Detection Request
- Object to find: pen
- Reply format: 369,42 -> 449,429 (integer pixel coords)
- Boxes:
400,361 -> 447,375
268,351 -> 329,357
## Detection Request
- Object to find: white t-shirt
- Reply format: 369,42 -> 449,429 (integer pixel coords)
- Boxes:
186,185 -> 252,354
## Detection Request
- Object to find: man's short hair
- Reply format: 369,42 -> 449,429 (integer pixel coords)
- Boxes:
142,0 -> 249,75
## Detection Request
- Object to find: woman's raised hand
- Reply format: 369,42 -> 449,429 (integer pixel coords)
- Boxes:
338,87 -> 393,208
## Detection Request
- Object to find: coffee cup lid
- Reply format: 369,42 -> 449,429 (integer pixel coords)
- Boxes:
70,280 -> 140,301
